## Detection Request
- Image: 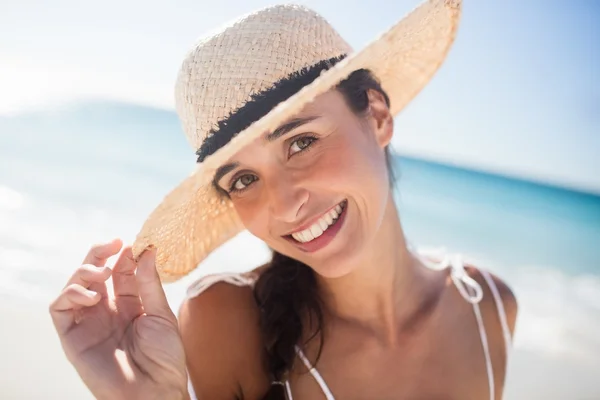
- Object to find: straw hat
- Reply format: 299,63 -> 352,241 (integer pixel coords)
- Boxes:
132,0 -> 462,282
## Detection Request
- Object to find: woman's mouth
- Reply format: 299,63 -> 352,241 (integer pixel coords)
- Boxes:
283,200 -> 348,253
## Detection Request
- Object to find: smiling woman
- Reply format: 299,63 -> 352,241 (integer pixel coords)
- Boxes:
243,65 -> 398,385
214,68 -> 395,262
49,1 -> 518,400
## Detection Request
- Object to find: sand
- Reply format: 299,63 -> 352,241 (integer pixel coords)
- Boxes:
1,302 -> 599,400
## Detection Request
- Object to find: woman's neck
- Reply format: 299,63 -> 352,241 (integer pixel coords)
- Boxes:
316,192 -> 441,347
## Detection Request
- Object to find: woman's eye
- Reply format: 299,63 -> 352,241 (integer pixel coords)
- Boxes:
231,174 -> 257,192
289,136 -> 316,156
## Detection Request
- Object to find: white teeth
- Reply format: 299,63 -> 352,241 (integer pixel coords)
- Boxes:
292,231 -> 305,243
319,219 -> 328,231
301,231 -> 311,242
310,224 -> 323,238
290,201 -> 346,243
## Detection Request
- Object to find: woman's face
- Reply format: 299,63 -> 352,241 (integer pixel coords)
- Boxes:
215,88 -> 394,278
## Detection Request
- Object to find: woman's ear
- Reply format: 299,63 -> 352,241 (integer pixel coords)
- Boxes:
366,89 -> 394,148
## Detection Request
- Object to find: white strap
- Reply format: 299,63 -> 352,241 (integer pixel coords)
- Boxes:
185,272 -> 256,299
480,269 -> 513,359
467,285 -> 496,400
472,306 -> 495,400
294,346 -> 335,400
450,256 -> 496,400
284,381 -> 294,400
417,249 -> 494,400
419,251 -> 484,304
448,254 -> 484,304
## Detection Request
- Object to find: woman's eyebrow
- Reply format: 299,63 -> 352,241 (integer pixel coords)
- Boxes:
213,162 -> 240,187
266,115 -> 319,142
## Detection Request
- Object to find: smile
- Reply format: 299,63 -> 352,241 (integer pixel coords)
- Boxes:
284,200 -> 348,253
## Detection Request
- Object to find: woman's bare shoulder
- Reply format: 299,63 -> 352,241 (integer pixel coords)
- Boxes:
178,266 -> 271,399
462,265 -> 518,399
466,265 -> 518,334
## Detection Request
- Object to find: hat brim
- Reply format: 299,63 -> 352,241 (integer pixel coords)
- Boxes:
132,0 -> 462,282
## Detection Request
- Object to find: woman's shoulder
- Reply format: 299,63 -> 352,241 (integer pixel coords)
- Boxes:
463,264 -> 518,335
460,264 -> 518,398
417,248 -> 518,329
178,261 -> 271,333
178,270 -> 263,350
178,264 -> 271,399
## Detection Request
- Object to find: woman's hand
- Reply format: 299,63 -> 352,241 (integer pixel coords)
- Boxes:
49,239 -> 189,400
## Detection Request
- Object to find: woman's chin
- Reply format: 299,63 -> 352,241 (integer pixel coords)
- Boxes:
313,263 -> 357,279
306,241 -> 364,279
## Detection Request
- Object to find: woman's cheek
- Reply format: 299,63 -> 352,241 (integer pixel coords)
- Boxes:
233,195 -> 265,232
310,143 -> 348,172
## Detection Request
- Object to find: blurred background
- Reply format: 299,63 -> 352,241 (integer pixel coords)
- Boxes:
1,0 -> 598,398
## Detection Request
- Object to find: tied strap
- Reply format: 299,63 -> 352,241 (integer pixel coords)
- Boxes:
408,244 -> 483,304
445,254 -> 483,304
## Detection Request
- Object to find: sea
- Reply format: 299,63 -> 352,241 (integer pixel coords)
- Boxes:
1,101 -> 599,396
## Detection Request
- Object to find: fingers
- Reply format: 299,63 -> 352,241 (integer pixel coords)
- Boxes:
49,284 -> 102,334
83,238 -> 123,267
65,264 -> 112,294
50,239 -> 124,335
71,238 -> 121,295
112,247 -> 140,298
112,246 -> 143,320
136,247 -> 176,323
52,284 -> 102,311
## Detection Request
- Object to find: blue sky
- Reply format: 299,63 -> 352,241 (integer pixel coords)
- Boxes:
1,0 -> 598,193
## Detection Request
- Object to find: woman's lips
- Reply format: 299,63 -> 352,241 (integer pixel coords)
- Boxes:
284,200 -> 348,253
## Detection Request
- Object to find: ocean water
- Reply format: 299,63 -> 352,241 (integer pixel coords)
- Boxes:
1,101 -> 599,388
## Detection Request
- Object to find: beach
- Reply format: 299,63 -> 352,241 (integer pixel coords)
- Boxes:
1,103 -> 599,399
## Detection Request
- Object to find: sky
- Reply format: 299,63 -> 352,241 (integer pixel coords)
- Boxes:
0,0 -> 598,193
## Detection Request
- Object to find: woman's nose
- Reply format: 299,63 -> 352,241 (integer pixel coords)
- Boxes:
266,174 -> 308,223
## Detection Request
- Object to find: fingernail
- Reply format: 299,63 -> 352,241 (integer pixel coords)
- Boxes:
85,289 -> 98,298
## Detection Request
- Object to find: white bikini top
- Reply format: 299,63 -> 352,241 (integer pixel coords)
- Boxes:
185,252 -> 513,400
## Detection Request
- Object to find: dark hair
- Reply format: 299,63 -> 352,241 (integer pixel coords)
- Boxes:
253,62 -> 395,383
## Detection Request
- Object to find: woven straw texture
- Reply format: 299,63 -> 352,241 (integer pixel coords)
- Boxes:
132,0 -> 462,282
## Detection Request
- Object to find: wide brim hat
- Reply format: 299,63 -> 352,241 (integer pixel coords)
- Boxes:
132,0 -> 462,282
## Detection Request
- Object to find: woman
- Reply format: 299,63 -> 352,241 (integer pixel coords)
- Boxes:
49,1 -> 518,399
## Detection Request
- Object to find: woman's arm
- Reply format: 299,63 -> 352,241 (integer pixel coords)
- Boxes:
179,281 -> 271,400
